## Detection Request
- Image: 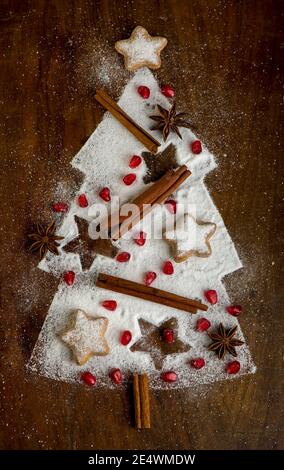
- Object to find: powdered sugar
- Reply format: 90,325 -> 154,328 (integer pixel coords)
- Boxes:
28,68 -> 256,388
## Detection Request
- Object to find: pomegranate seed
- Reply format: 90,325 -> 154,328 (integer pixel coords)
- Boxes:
123,173 -> 136,186
137,85 -> 150,99
101,300 -> 117,311
161,84 -> 175,98
78,194 -> 88,208
161,371 -> 177,383
120,330 -> 132,346
129,155 -> 142,168
109,368 -> 122,384
63,271 -> 75,286
81,371 -> 96,386
227,305 -> 242,317
163,260 -> 174,275
190,358 -> 205,369
165,199 -> 177,214
196,318 -> 211,332
134,231 -> 147,246
204,289 -> 218,305
52,202 -> 69,213
191,140 -> 202,155
226,360 -> 240,375
116,252 -> 131,262
163,329 -> 174,343
144,271 -> 157,286
99,187 -> 111,202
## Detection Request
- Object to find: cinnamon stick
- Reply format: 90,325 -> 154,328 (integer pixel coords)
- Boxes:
133,373 -> 142,429
139,374 -> 151,429
133,373 -> 151,430
96,273 -> 208,313
103,170 -> 176,235
111,166 -> 191,239
95,89 -> 160,153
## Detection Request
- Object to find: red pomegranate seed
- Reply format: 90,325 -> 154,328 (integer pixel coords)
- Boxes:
226,360 -> 240,375
123,173 -> 136,186
204,289 -> 218,305
120,330 -> 132,346
227,305 -> 242,317
161,84 -> 175,98
190,358 -> 205,369
129,155 -> 142,168
196,318 -> 211,332
63,271 -> 75,286
163,329 -> 174,344
101,300 -> 117,311
109,368 -> 122,385
134,231 -> 147,246
161,371 -> 177,383
165,199 -> 177,214
78,194 -> 88,207
99,187 -> 111,202
162,260 -> 174,275
137,85 -> 150,99
81,371 -> 96,386
191,140 -> 202,155
52,202 -> 69,213
116,252 -> 131,262
144,271 -> 157,286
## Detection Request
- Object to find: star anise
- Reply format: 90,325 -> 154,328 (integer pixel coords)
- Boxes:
150,102 -> 193,141
28,221 -> 64,260
208,323 -> 244,360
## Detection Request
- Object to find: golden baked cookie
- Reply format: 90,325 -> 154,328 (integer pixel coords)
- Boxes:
115,26 -> 167,72
163,213 -> 217,263
61,309 -> 110,365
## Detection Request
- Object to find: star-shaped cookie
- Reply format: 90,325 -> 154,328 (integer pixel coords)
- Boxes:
115,26 -> 167,72
63,216 -> 118,271
164,213 -> 217,263
142,143 -> 179,184
130,317 -> 190,370
61,309 -> 110,365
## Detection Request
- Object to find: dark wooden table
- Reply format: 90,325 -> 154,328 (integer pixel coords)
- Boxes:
0,0 -> 283,450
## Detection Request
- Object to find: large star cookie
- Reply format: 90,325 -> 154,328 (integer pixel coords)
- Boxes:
115,26 -> 167,72
164,213 -> 217,263
130,317 -> 190,370
61,309 -> 110,365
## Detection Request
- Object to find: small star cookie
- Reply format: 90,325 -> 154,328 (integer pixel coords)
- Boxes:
115,26 -> 167,72
61,309 -> 110,365
164,213 -> 217,263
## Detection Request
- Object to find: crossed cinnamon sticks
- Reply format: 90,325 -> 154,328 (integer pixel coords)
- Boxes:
95,89 -> 160,153
96,273 -> 208,314
107,165 -> 191,240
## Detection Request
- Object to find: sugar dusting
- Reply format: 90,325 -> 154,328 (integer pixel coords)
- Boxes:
28,69 -> 256,389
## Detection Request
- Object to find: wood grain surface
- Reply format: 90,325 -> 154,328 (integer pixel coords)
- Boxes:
0,0 -> 283,450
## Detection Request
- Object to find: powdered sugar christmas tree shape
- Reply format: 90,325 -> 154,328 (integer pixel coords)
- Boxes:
28,68 -> 255,389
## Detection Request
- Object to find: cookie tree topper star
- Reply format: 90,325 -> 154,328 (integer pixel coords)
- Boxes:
164,213 -> 217,263
115,26 -> 167,72
61,309 -> 110,365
